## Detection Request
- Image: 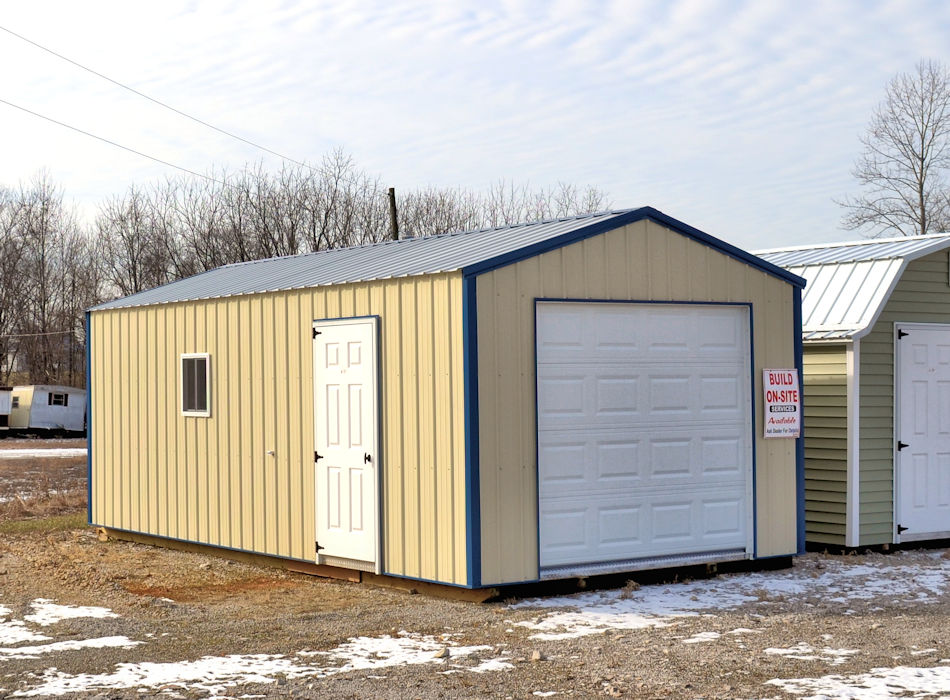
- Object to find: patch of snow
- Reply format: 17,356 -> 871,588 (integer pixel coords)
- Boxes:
24,599 -> 119,626
910,648 -> 938,656
512,556 -> 950,640
0,448 -> 87,459
469,657 -> 515,673
534,692 -> 557,697
764,643 -> 859,666
683,631 -> 721,644
767,664 -> 950,698
16,631 -> 509,697
727,628 -> 760,635
14,654 -> 319,697
0,636 -> 141,660
0,606 -> 51,646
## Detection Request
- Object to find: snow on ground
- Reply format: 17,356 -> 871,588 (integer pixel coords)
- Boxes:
0,606 -> 51,646
0,448 -> 86,459
768,664 -> 950,698
24,599 -> 117,626
0,636 -> 141,660
512,553 -> 950,640
763,642 -> 859,666
1,601 -> 512,697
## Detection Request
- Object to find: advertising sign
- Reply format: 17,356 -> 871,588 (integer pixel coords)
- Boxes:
763,369 -> 801,438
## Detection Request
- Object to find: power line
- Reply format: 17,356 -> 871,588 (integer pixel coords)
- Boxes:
0,97 -> 236,189
0,24 -> 345,180
0,330 -> 77,339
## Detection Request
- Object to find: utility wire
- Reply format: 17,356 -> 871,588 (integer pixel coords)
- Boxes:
0,330 -> 76,338
0,97 -> 236,189
0,24 -> 367,187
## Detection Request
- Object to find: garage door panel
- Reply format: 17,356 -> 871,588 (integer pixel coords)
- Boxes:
539,427 -> 747,494
539,364 -> 747,430
537,302 -> 752,572
540,488 -> 748,567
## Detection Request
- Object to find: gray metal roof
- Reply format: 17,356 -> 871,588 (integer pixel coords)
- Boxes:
756,233 -> 950,341
93,207 -> 803,312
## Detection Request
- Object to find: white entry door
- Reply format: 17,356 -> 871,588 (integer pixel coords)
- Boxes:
536,302 -> 753,576
313,317 -> 379,570
896,323 -> 950,541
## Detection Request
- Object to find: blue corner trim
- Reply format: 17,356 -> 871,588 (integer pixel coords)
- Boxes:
460,207 -> 807,289
793,286 -> 806,555
748,304 -> 758,559
85,311 -> 92,526
462,275 -> 481,588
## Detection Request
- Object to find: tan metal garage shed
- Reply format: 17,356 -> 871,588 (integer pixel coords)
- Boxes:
88,207 -> 805,589
758,233 -> 950,548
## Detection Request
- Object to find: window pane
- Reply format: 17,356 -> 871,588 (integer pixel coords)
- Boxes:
183,358 -> 196,412
195,358 -> 207,411
182,356 -> 208,414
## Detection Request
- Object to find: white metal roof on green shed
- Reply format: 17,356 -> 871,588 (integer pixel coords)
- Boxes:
91,206 -> 803,312
756,233 -> 950,341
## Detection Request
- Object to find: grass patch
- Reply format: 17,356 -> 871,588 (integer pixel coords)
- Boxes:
0,511 -> 87,534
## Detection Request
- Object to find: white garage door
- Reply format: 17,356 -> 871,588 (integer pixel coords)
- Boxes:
536,302 -> 753,577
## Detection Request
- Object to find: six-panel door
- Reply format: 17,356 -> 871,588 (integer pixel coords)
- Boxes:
896,324 -> 950,541
313,318 -> 379,567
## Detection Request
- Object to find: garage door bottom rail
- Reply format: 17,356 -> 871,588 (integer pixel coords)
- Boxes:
539,548 -> 749,580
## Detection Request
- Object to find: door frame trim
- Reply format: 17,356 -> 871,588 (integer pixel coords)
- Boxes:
892,321 -> 950,544
312,315 -> 383,574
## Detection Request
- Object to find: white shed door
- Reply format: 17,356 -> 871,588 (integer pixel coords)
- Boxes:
313,318 -> 379,569
896,324 -> 950,541
537,302 -> 753,575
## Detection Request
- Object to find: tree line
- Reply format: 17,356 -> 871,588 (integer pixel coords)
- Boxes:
0,150 -> 609,387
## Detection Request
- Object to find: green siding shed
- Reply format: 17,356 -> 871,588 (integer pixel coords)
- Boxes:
758,235 -> 950,547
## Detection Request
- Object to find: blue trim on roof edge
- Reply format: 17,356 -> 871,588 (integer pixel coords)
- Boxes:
462,275 -> 481,589
85,311 -> 92,526
461,207 -> 806,288
794,286 -> 806,555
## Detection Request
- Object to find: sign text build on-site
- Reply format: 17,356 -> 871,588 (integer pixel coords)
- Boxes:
763,369 -> 801,438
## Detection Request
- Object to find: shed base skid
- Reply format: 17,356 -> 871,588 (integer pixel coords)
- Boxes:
96,528 -> 499,603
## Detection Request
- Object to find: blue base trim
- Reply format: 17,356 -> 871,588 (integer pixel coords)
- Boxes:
794,286 -> 806,555
462,207 -> 806,289
462,275 -> 482,588
380,570 -> 475,590
99,524 -> 480,589
85,311 -> 92,526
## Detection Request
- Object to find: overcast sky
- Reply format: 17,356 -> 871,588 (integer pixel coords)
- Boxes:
2,1 -> 949,250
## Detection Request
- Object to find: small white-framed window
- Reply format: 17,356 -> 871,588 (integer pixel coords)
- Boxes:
181,353 -> 211,417
48,392 -> 68,407
11,396 -> 19,409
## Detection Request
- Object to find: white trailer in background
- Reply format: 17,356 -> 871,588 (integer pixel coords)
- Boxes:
9,385 -> 86,434
0,386 -> 11,432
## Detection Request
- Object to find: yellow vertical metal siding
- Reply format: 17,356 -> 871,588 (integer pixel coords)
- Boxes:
90,273 -> 467,585
476,220 -> 798,585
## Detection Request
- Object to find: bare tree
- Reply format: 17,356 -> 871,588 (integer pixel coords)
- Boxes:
840,59 -> 950,237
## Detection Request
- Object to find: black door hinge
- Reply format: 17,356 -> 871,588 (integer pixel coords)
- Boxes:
313,328 -> 321,338
898,329 -> 909,339
897,441 -> 909,451
315,540 -> 324,553
897,524 -> 909,534
314,451 -> 323,461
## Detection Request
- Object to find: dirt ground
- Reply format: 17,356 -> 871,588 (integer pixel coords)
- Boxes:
2,444 -> 950,698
